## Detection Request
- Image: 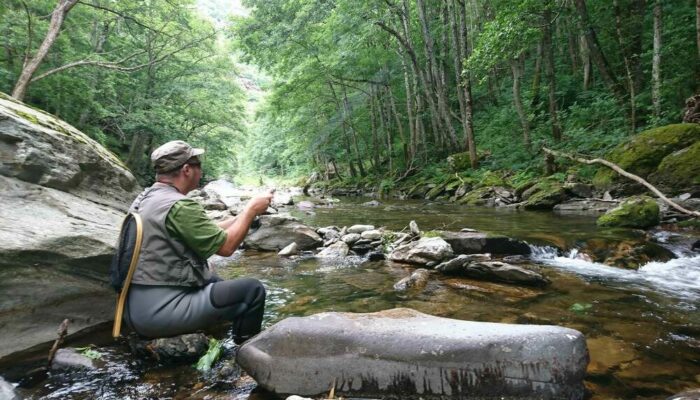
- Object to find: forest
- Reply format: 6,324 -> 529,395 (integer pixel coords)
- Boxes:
0,0 -> 698,187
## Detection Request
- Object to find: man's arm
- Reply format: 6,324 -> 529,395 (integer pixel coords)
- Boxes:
217,216 -> 238,230
216,191 -> 273,256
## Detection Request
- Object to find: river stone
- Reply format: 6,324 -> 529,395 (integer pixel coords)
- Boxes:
667,389 -> 700,400
389,237 -> 453,265
0,376 -> 17,400
393,268 -> 430,291
447,261 -> 550,287
409,220 -> 421,236
597,195 -> 660,229
52,348 -> 101,371
438,230 -> 531,256
129,333 -> 209,363
278,242 -> 298,257
245,214 -> 322,251
347,224 -> 375,234
316,241 -> 349,258
434,254 -> 491,273
360,229 -> 383,240
237,308 -> 589,399
341,233 -> 361,245
554,199 -> 618,214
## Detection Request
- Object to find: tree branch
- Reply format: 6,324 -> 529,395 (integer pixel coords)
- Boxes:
76,0 -> 165,35
542,147 -> 700,217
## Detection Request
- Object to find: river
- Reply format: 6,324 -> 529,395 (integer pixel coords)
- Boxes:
2,197 -> 699,399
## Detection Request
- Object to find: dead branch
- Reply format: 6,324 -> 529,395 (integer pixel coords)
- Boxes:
542,147 -> 700,217
46,318 -> 69,369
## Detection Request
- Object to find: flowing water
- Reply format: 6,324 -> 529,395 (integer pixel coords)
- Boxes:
2,198 -> 699,399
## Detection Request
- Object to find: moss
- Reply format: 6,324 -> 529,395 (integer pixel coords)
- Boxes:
447,152 -> 472,172
521,178 -> 567,210
476,170 -> 506,188
650,141 -> 700,193
425,181 -> 449,200
422,230 -> 442,238
13,109 -> 39,125
596,195 -> 660,229
593,123 -> 700,188
459,187 -> 493,205
677,218 -> 700,230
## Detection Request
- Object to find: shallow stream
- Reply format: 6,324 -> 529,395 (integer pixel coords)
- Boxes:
2,198 -> 699,399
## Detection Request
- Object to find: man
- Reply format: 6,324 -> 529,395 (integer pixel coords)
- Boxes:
124,140 -> 273,344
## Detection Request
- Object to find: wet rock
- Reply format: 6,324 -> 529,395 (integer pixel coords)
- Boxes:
521,179 -> 569,210
340,233 -> 361,245
278,242 -> 298,257
445,261 -> 550,287
586,336 -> 638,376
362,200 -> 381,207
353,238 -> 373,246
438,230 -> 531,255
322,238 -> 338,247
129,333 -> 209,363
316,241 -> 349,258
273,193 -> 294,206
553,199 -> 618,214
693,240 -> 700,252
443,278 -> 544,303
502,255 -> 528,264
391,232 -> 412,247
601,240 -> 675,269
350,244 -> 373,254
434,254 -> 491,273
297,201 -> 315,210
389,237 -> 453,265
0,376 -> 17,400
51,348 -> 101,370
245,214 -> 322,251
237,308 -> 589,399
317,226 -> 340,239
667,389 -> 700,400
347,224 -> 375,234
286,396 -> 314,400
597,196 -> 660,229
393,268 -> 430,291
367,252 -> 386,261
409,220 -> 420,236
360,229 -> 383,240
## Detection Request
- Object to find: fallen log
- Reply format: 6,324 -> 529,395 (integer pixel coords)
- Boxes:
542,147 -> 700,218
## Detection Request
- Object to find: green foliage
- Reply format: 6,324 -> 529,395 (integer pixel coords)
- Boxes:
195,338 -> 223,373
569,303 -> 593,314
75,346 -> 103,360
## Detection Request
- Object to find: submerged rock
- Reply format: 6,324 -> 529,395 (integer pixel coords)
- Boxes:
554,199 -> 618,214
389,237 -> 453,265
51,348 -> 102,371
438,230 -> 531,255
597,196 -> 660,229
129,333 -> 209,363
393,268 -> 430,291
434,254 -> 491,273
237,308 -> 589,399
245,214 -> 322,251
443,261 -> 550,287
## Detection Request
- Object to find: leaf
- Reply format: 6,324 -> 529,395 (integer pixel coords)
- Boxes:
75,346 -> 103,360
569,303 -> 593,313
195,338 -> 223,373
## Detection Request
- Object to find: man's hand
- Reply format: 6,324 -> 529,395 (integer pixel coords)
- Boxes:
247,189 -> 274,215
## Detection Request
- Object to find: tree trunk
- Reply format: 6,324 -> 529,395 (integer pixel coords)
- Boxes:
614,0 -> 637,133
458,0 -> 477,168
573,0 -> 625,101
399,49 -> 417,167
544,3 -> 562,142
652,0 -> 662,118
12,0 -> 80,100
697,0 -> 700,90
343,87 -> 366,177
511,55 -> 530,148
388,84 -> 408,164
369,86 -> 380,172
531,39 -> 543,109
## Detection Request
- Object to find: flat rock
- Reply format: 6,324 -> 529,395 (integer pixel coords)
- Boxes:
245,214 -> 322,251
446,261 -> 550,287
347,224 -> 375,234
553,199 -> 618,214
438,230 -> 531,256
389,237 -> 453,265
316,241 -> 349,258
341,233 -> 361,245
360,229 -> 383,240
129,333 -> 209,363
434,254 -> 491,273
278,242 -> 298,257
237,308 -> 588,399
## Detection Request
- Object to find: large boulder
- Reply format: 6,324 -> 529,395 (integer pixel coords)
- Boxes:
245,214 -> 322,251
596,196 -> 660,229
593,123 -> 700,194
389,237 -> 453,265
237,308 -> 589,399
0,94 -> 140,358
438,230 -> 531,256
649,141 -> 700,195
521,178 -> 568,210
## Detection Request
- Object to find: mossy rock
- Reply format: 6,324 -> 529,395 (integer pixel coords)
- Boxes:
596,196 -> 660,229
446,152 -> 473,172
459,187 -> 493,206
521,179 -> 568,210
649,141 -> 700,194
425,181 -> 449,200
593,124 -> 700,189
475,171 -> 506,188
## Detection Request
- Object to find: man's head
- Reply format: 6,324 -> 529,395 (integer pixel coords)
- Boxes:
151,140 -> 204,193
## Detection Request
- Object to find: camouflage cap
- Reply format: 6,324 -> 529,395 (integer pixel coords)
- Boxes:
151,140 -> 205,173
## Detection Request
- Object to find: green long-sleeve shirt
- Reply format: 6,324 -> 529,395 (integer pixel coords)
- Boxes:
165,199 -> 227,259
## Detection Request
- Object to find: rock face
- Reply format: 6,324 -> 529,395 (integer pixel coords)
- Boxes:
597,196 -> 660,229
438,231 -> 531,256
389,237 -> 453,265
0,93 -> 141,358
237,308 -> 589,399
245,214 -> 322,251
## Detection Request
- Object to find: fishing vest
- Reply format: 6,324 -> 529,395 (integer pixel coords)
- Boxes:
129,183 -> 212,287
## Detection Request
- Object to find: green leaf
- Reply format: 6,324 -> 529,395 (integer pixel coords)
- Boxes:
75,346 -> 103,360
195,338 -> 223,373
569,303 -> 593,313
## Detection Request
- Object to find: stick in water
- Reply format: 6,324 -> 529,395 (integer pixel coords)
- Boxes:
47,319 -> 69,369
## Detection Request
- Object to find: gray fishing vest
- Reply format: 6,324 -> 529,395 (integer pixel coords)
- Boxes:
129,183 -> 212,287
